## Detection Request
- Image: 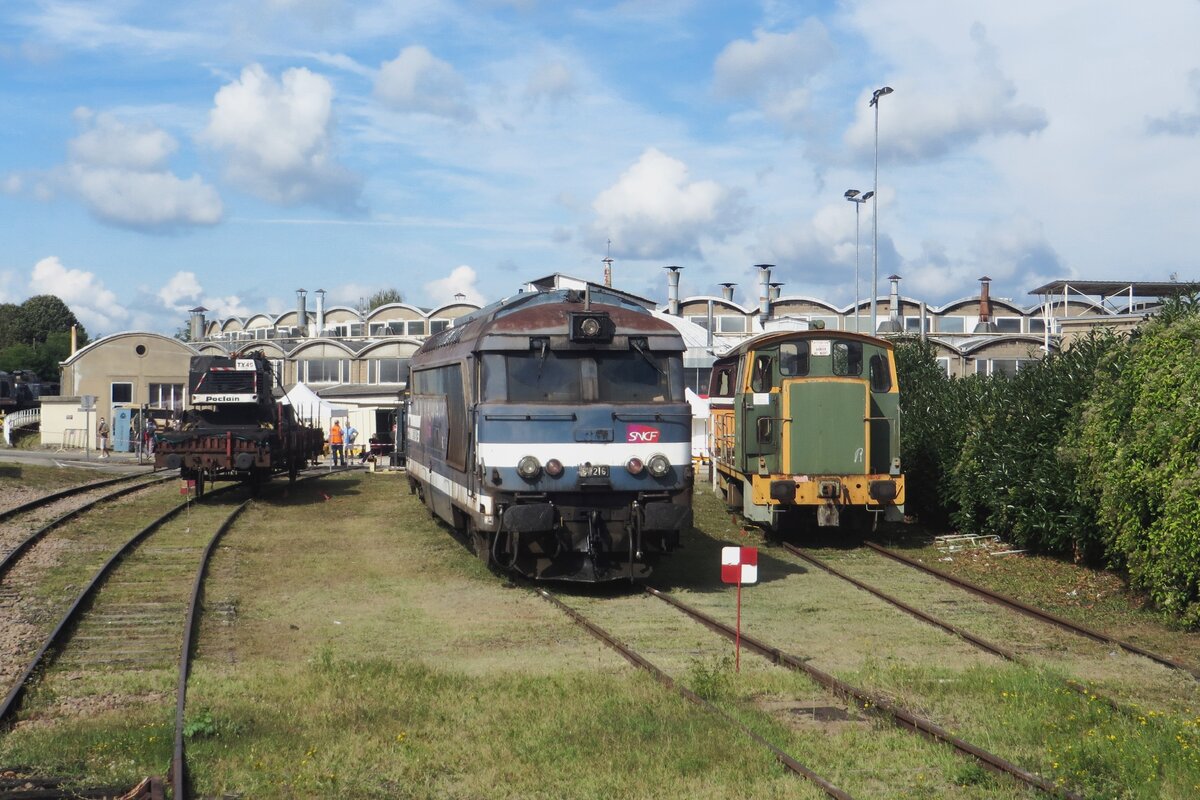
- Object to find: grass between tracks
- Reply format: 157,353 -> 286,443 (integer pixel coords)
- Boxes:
3,476 -> 1200,798
0,461 -> 101,494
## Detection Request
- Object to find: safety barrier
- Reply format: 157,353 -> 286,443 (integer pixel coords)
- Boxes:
2,408 -> 40,446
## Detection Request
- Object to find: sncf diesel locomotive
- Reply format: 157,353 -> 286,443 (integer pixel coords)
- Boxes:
710,329 -> 905,533
406,287 -> 694,582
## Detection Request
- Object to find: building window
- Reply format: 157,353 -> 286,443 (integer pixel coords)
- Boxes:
937,317 -> 966,333
429,319 -> 450,334
995,317 -> 1022,333
302,359 -> 347,384
111,382 -> 133,404
975,358 -> 1032,377
904,316 -> 932,332
936,357 -> 952,377
807,315 -> 840,331
367,358 -> 410,384
406,320 -> 426,336
686,315 -> 710,331
717,315 -> 748,333
1029,318 -> 1046,333
148,383 -> 185,409
845,315 -> 871,334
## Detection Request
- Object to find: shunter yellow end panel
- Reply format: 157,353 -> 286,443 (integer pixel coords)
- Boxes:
785,381 -> 868,475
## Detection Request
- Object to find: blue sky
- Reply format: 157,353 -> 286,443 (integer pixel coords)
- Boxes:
2,0 -> 1199,336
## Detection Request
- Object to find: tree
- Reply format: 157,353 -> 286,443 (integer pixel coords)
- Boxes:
0,303 -> 19,349
0,343 -> 36,373
15,295 -> 87,346
357,289 -> 404,314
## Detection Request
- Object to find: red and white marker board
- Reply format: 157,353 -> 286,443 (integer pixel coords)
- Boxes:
720,546 -> 757,671
721,546 -> 758,584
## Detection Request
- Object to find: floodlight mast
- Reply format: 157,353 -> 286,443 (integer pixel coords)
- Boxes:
869,85 -> 893,335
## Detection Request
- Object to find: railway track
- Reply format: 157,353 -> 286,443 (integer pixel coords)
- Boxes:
0,467 -> 356,799
537,588 -> 857,800
539,581 -> 1081,799
641,586 -> 1081,799
1,474 -> 174,582
0,470 -> 156,525
864,541 -> 1200,680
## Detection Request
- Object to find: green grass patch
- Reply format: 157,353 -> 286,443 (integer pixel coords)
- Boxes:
854,660 -> 1200,799
0,461 -> 101,493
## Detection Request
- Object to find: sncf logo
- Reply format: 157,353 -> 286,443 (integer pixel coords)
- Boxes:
627,425 -> 661,443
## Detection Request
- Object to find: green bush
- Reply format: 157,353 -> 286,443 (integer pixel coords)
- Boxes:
1077,297 -> 1200,623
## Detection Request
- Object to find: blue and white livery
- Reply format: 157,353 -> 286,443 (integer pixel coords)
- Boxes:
406,287 -> 694,581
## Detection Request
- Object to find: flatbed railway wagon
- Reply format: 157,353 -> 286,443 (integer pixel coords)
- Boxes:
406,287 -> 694,582
710,328 -> 905,532
155,352 -> 324,496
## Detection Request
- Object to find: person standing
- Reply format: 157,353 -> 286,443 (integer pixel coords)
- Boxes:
145,417 -> 157,455
346,422 -> 358,460
97,416 -> 110,459
329,420 -> 344,466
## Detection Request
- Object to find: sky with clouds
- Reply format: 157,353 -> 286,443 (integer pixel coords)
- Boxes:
2,0 -> 1198,336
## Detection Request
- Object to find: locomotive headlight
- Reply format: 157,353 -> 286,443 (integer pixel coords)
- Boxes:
580,317 -> 602,337
625,457 -> 645,475
517,455 -> 542,479
545,458 -> 564,478
647,454 -> 671,478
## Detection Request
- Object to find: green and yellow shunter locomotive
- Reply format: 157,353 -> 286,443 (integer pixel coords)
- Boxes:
709,329 -> 905,532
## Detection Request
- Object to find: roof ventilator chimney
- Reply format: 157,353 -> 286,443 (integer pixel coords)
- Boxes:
719,282 -> 736,303
189,306 -> 208,342
877,275 -> 903,333
973,276 -> 998,333
665,265 -> 683,316
296,289 -> 308,338
315,289 -> 326,337
755,264 -> 774,324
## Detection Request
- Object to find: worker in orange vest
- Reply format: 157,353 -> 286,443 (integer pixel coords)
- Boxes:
329,420 -> 345,466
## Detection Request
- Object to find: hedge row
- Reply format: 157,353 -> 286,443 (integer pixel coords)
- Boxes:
894,295 -> 1200,625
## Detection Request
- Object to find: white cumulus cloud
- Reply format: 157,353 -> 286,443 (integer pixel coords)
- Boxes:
29,256 -> 129,334
843,23 -> 1047,162
590,148 -> 743,260
61,110 -> 223,231
713,21 -> 836,127
157,271 -> 203,309
202,63 -> 362,209
374,45 -> 475,122
424,265 -> 485,306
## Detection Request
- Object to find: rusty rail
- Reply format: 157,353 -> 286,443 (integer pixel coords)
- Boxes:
866,541 -> 1200,680
0,471 -> 159,525
0,475 -> 175,582
537,589 -> 857,800
171,467 -> 358,799
645,587 -> 1083,800
0,483 -> 236,728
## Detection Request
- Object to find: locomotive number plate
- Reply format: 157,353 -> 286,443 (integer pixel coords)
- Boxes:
577,463 -> 610,478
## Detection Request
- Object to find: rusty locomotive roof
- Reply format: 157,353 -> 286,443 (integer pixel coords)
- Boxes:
414,288 -> 684,360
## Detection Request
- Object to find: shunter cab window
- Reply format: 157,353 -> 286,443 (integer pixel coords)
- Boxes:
709,365 -> 736,397
869,354 -> 892,392
779,342 -> 810,376
751,353 -> 774,392
832,341 -> 863,376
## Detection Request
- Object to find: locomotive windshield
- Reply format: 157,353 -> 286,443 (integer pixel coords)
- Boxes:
481,350 -> 683,403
